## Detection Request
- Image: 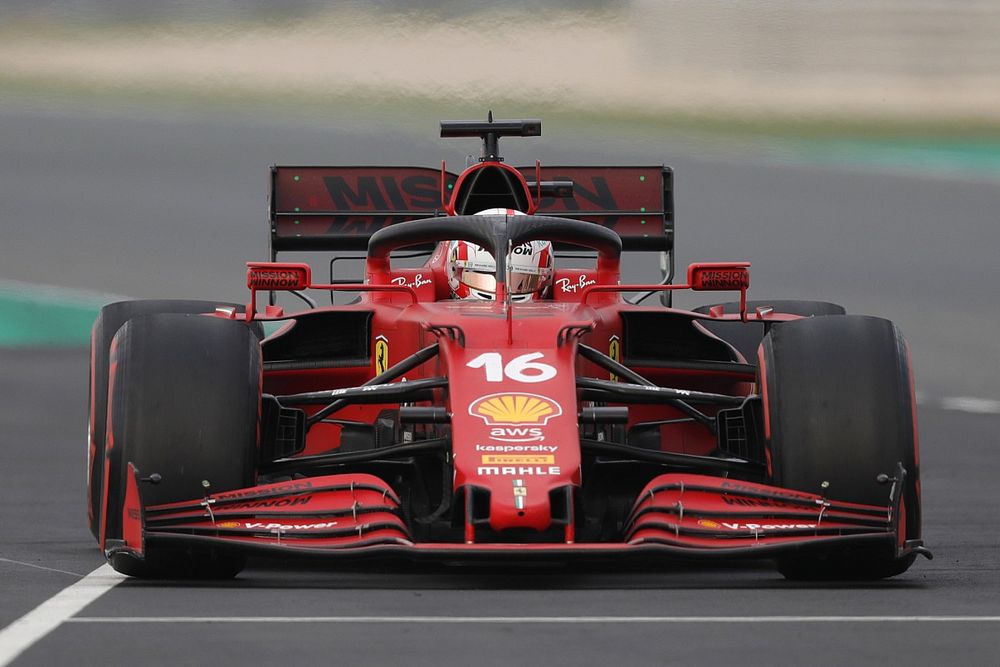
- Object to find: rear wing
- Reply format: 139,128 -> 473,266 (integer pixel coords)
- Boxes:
269,165 -> 673,257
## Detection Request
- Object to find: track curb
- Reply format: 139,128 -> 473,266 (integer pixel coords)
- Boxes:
0,281 -> 122,347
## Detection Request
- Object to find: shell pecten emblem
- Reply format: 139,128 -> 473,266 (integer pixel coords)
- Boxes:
469,392 -> 563,426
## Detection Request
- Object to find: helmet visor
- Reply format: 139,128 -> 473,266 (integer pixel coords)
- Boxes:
459,270 -> 497,294
508,271 -> 546,295
459,269 -> 549,296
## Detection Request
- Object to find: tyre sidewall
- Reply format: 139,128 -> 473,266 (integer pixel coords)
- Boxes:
103,313 -> 260,576
88,300 -> 261,538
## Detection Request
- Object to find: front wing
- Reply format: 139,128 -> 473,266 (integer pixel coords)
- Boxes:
108,463 -> 928,568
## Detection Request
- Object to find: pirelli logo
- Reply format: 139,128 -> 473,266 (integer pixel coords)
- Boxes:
481,455 -> 555,465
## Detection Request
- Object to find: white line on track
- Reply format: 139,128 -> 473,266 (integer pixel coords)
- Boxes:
0,563 -> 124,667
938,396 -> 1000,415
0,558 -> 83,578
65,616 -> 1000,624
916,394 -> 1000,415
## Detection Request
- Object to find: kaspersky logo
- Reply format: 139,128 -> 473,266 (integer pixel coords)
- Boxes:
469,393 -> 563,442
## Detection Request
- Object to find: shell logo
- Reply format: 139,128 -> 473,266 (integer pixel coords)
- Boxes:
697,519 -> 721,529
469,393 -> 563,426
218,521 -> 241,528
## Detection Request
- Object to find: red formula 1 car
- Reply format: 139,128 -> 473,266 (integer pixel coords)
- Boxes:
87,116 -> 930,579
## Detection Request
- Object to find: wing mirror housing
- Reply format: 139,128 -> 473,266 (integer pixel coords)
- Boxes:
246,262 -> 312,291
687,262 -> 750,291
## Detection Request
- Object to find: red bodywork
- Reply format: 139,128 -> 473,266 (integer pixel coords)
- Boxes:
104,132 -> 916,567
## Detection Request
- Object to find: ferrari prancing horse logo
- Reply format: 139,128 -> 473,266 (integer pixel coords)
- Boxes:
374,335 -> 389,375
609,335 -> 621,381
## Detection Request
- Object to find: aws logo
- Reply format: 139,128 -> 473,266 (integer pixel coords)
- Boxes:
489,426 -> 544,442
469,393 -> 563,427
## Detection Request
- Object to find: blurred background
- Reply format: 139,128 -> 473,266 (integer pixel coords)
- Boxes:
1,0 -> 998,400
4,0 -> 998,139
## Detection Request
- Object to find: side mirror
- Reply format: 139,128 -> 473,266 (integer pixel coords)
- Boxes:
687,262 -> 750,291
246,262 -> 312,291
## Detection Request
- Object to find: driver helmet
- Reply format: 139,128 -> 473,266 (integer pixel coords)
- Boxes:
446,208 -> 553,302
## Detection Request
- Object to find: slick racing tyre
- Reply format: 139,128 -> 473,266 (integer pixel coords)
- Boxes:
88,299 -> 262,539
693,300 -> 844,364
760,315 -> 920,580
103,313 -> 261,578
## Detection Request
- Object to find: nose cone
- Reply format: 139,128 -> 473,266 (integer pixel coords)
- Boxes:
441,338 -> 582,539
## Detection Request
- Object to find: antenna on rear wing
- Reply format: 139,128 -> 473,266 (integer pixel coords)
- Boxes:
440,111 -> 541,162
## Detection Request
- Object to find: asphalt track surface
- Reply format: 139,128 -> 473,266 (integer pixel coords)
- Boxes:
1,108 -> 999,665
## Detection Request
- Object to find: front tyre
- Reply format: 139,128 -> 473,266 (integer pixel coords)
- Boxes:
103,313 -> 261,578
760,315 -> 920,580
88,299 -> 261,538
